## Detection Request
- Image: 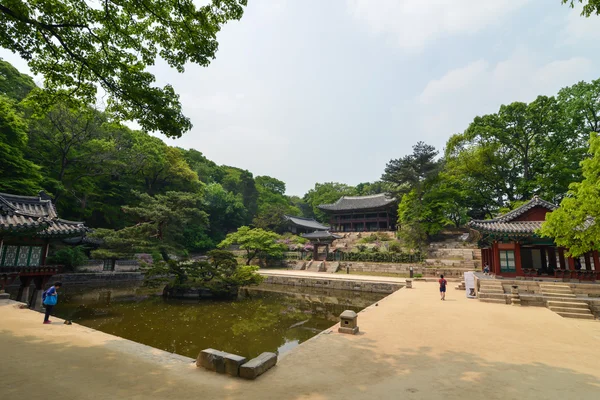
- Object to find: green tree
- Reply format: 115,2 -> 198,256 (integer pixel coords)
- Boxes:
303,182 -> 356,221
0,58 -> 36,101
541,133 -> 600,256
397,187 -> 448,252
0,95 -> 42,194
563,0 -> 600,16
47,245 -> 88,272
381,141 -> 441,198
218,226 -> 286,265
92,191 -> 208,260
0,0 -> 247,137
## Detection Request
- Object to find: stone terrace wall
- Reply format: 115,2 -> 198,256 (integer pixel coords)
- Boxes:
260,274 -> 403,294
341,262 -> 473,278
53,272 -> 144,286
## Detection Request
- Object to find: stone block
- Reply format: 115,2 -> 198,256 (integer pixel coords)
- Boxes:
223,353 -> 247,377
197,348 -> 226,373
239,352 -> 277,380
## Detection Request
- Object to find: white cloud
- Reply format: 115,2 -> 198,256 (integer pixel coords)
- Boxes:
412,51 -> 595,145
562,3 -> 600,44
346,0 -> 531,49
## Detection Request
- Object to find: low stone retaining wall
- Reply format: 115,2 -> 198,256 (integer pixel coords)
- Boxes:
260,274 -> 403,294
53,272 -> 144,286
341,262 -> 473,278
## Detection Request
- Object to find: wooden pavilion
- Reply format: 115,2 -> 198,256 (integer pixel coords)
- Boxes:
0,192 -> 87,307
301,231 -> 341,261
282,215 -> 330,235
318,194 -> 397,232
469,196 -> 599,281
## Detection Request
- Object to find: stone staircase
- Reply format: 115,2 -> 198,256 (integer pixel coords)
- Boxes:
477,280 -> 507,304
541,284 -> 595,320
307,261 -> 325,272
292,261 -> 306,271
326,262 -> 340,273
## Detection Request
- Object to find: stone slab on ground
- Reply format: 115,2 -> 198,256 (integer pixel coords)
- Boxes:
223,353 -> 247,377
239,352 -> 277,380
196,348 -> 226,373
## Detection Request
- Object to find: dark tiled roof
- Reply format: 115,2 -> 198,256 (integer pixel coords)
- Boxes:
468,196 -> 557,235
0,192 -> 87,237
318,194 -> 396,212
283,215 -> 329,231
301,231 -> 342,240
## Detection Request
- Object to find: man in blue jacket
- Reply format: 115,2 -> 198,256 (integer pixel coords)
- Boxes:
42,282 -> 62,324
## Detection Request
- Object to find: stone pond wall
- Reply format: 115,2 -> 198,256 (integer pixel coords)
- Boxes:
260,274 -> 403,294
52,272 -> 145,286
340,262 -> 473,278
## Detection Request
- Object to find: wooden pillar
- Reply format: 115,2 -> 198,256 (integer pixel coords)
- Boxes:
540,248 -> 548,272
584,253 -> 592,271
515,243 -> 523,276
593,251 -> 600,271
558,248 -> 566,269
313,244 -> 318,261
492,242 -> 501,275
547,247 -> 557,270
568,256 -> 575,271
42,239 -> 50,265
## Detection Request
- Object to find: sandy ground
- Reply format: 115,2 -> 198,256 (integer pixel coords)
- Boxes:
1,282 -> 600,400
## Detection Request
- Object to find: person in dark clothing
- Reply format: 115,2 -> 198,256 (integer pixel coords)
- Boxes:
439,274 -> 447,301
42,282 -> 62,324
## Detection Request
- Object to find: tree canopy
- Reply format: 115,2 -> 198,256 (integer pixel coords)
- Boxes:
563,0 -> 600,16
541,133 -> 600,256
0,0 -> 247,137
218,226 -> 286,265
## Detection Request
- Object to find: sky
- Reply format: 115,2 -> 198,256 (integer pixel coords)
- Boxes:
2,1 -> 600,196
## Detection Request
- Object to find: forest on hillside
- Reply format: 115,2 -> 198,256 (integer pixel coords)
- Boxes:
1,58 -> 600,256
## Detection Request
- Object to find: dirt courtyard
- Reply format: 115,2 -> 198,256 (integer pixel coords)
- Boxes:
1,281 -> 599,400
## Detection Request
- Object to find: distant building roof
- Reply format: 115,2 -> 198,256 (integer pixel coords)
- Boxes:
301,231 -> 342,241
468,196 -> 557,235
283,215 -> 329,231
0,192 -> 87,237
318,194 -> 396,212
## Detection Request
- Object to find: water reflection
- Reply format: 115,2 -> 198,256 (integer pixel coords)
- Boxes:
54,284 -> 386,359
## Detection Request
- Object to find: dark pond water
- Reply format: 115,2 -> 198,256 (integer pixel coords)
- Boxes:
52,284 -> 385,359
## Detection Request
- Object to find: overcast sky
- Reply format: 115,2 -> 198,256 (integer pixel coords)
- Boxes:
2,1 -> 600,196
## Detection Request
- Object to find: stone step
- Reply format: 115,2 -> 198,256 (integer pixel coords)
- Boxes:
540,283 -> 571,290
555,312 -> 595,320
480,287 -> 504,293
479,293 -> 506,300
547,301 -> 589,309
540,287 -> 573,293
479,298 -> 507,304
549,306 -> 592,314
541,292 -> 576,298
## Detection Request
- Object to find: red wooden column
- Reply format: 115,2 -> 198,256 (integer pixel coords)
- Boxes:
568,256 -> 575,271
492,241 -> 501,275
514,242 -> 523,276
593,251 -> 600,271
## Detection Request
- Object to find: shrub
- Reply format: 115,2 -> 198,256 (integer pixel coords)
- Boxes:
387,241 -> 403,253
47,246 -> 88,272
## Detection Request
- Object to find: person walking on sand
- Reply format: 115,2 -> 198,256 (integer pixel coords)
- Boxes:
42,282 -> 62,324
439,274 -> 447,301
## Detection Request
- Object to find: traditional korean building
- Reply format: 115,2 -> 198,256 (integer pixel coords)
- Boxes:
0,192 -> 87,306
318,194 -> 397,232
282,215 -> 329,235
301,230 -> 342,261
468,196 -> 599,280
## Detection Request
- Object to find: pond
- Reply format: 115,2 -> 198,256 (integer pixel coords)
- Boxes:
52,284 -> 386,359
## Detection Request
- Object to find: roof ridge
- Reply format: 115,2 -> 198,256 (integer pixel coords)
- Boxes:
340,193 -> 388,200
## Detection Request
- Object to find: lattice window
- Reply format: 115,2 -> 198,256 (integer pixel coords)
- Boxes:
499,250 -> 516,273
2,245 -> 19,266
16,246 -> 30,267
29,246 -> 43,267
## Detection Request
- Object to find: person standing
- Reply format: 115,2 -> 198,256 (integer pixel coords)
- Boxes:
42,282 -> 62,324
439,274 -> 447,301
483,263 -> 490,275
